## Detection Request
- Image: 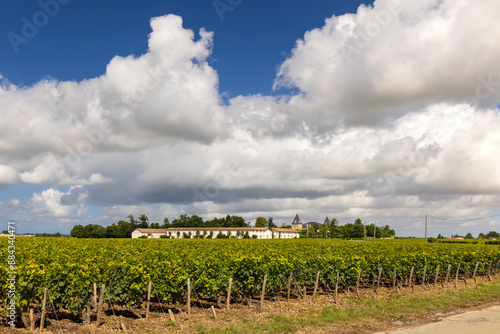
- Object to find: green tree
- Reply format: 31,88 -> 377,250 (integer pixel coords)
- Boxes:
255,217 -> 268,227
224,215 -> 247,227
307,225 -> 319,237
268,217 -> 276,228
204,217 -> 225,227
138,214 -> 150,228
381,225 -> 395,238
161,218 -> 171,228
117,220 -> 134,238
465,232 -> 474,239
105,224 -> 118,238
70,224 -> 86,238
352,219 -> 364,238
326,218 -> 341,238
486,231 -> 500,238
127,214 -> 136,225
318,225 -> 328,238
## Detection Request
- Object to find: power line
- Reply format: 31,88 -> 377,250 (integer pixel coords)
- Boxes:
427,213 -> 500,222
390,216 -> 424,227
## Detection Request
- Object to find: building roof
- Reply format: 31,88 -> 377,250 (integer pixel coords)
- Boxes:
272,228 -> 299,233
135,229 -> 168,233
135,227 -> 299,233
167,227 -> 269,231
291,214 -> 302,225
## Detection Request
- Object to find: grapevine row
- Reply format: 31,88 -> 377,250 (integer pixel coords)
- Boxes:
1,238 -> 499,317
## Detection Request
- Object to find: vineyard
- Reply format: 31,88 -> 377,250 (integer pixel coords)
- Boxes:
1,238 -> 500,328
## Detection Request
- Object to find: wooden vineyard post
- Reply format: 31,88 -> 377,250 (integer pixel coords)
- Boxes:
445,264 -> 451,283
86,304 -> 91,325
211,306 -> 217,319
93,283 -> 98,309
409,267 -> 415,291
487,261 -> 493,281
146,281 -> 152,320
39,288 -> 48,332
30,308 -> 34,331
376,267 -> 383,291
313,271 -> 320,301
168,309 -> 176,323
119,316 -> 128,334
465,263 -> 470,279
422,265 -> 427,288
227,277 -> 233,310
434,265 -> 440,285
334,271 -> 339,304
187,277 -> 191,315
454,264 -> 461,288
392,268 -> 397,291
356,268 -> 362,298
287,272 -> 293,302
473,262 -> 479,283
96,284 -> 105,327
259,274 -> 267,312
496,260 -> 500,275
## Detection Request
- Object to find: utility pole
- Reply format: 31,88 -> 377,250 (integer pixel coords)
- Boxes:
425,214 -> 428,243
373,220 -> 376,241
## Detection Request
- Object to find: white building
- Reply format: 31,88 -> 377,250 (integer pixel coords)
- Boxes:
131,227 -> 299,239
272,228 -> 300,239
131,228 -> 169,239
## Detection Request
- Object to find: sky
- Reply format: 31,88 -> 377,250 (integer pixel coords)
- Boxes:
1,0 -> 500,237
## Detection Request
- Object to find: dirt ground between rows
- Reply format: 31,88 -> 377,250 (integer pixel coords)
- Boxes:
2,277 -> 500,334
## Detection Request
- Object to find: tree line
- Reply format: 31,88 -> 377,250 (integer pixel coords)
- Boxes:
70,214 -> 250,238
69,214 -> 396,239
438,231 -> 500,239
300,218 -> 395,239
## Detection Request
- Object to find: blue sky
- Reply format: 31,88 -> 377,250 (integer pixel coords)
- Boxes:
0,0 -> 368,97
1,0 -> 500,237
